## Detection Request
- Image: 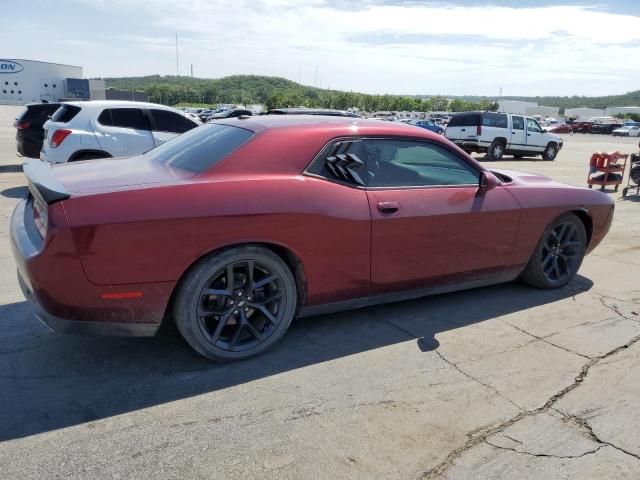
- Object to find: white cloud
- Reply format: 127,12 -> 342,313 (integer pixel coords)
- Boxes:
9,1 -> 640,96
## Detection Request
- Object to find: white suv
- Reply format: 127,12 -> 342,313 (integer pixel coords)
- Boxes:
41,101 -> 201,163
445,111 -> 563,161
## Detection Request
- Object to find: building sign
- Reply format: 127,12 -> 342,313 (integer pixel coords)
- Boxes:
0,60 -> 24,74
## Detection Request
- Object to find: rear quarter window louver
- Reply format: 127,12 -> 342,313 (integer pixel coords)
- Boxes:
323,142 -> 365,186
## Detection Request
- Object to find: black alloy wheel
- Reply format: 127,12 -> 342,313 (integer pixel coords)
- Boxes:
539,222 -> 582,284
174,246 -> 297,361
521,213 -> 587,289
197,260 -> 286,352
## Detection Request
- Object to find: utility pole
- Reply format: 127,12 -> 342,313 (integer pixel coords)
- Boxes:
190,64 -> 194,78
314,65 -> 318,87
175,34 -> 179,76
298,62 -> 301,84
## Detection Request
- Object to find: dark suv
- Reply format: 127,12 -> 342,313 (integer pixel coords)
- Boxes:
14,103 -> 60,158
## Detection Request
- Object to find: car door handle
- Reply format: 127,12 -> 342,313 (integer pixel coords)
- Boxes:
377,201 -> 399,213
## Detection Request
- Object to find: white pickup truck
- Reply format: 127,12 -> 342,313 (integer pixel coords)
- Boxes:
445,111 -> 563,161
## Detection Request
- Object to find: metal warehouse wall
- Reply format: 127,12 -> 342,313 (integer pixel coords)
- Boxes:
0,59 -> 82,104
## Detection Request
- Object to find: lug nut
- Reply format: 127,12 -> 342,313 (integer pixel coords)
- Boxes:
233,310 -> 239,315
229,299 -> 234,305
244,307 -> 249,312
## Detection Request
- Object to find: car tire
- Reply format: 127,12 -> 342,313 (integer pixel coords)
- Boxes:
520,213 -> 587,289
487,140 -> 505,161
542,143 -> 559,161
173,245 -> 297,362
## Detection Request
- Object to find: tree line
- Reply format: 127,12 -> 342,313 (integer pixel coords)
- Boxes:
103,74 -> 498,112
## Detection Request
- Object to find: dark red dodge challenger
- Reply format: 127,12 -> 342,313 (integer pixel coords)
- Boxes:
11,116 -> 614,361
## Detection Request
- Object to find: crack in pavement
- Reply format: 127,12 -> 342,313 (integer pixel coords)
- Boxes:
483,437 -> 604,459
500,319 -> 592,360
419,332 -> 640,479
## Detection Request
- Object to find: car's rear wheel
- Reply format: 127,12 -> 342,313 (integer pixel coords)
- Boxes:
174,246 -> 297,361
487,140 -> 505,161
521,213 -> 587,289
542,143 -> 558,161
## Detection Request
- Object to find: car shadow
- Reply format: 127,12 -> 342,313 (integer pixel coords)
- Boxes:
0,164 -> 23,173
0,276 -> 593,441
1,186 -> 28,199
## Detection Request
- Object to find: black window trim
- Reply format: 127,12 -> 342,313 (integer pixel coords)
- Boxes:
303,135 -> 485,191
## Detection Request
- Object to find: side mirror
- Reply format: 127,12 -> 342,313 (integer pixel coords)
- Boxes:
478,171 -> 500,196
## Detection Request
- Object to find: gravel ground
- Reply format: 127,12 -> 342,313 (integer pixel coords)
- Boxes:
0,105 -> 639,479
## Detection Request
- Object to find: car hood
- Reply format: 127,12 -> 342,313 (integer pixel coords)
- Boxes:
52,156 -> 181,195
490,168 -> 572,188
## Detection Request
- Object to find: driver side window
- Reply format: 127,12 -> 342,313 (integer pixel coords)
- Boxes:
526,118 -> 542,133
362,139 -> 480,188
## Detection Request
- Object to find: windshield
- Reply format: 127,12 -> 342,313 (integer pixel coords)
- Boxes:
144,123 -> 253,173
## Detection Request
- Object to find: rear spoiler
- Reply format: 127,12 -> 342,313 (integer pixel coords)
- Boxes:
23,160 -> 70,204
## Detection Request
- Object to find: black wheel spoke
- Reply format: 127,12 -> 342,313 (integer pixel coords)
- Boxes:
252,274 -> 277,291
229,322 -> 244,348
246,260 -> 254,291
562,240 -> 581,249
202,288 -> 231,297
211,309 -> 233,344
226,264 -> 235,290
242,311 -> 264,341
252,305 -> 278,325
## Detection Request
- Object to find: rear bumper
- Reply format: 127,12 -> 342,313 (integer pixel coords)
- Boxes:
10,198 -> 162,337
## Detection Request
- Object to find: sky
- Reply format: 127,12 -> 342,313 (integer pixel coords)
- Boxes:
2,0 -> 640,97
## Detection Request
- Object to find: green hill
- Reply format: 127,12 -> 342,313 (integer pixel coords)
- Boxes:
102,74 -> 639,113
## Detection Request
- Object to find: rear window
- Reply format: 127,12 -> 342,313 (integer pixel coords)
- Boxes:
150,109 -> 197,133
51,105 -> 81,123
20,104 -> 59,124
448,112 -> 481,127
145,123 -> 253,173
481,112 -> 508,128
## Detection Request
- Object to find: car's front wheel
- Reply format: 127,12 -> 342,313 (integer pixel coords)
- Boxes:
174,246 -> 297,361
542,142 -> 559,161
520,213 -> 587,289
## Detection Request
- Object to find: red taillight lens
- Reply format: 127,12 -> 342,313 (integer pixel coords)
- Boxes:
50,129 -> 71,148
477,125 -> 482,136
16,121 -> 30,129
31,197 -> 48,238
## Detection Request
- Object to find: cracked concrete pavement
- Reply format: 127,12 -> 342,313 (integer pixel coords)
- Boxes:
1,105 -> 639,479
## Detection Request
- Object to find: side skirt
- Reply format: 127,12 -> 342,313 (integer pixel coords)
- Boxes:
300,268 -> 523,318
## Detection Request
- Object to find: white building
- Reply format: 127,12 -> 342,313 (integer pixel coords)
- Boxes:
605,106 -> 640,116
498,100 -> 537,115
0,59 -> 104,104
526,106 -> 559,118
564,108 -> 606,119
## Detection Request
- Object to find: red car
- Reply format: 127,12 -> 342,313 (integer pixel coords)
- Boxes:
11,117 -> 615,361
546,123 -> 572,134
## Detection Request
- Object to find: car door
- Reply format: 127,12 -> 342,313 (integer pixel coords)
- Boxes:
94,108 -> 155,156
149,109 -> 198,146
510,115 -> 529,151
362,138 -> 521,294
525,118 -> 547,152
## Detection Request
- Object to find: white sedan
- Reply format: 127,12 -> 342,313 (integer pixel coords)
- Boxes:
612,125 -> 640,137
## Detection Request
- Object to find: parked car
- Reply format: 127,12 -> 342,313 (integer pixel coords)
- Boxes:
572,121 -> 593,134
14,103 -> 60,158
410,119 -> 444,134
591,123 -> 620,135
445,111 -> 563,160
545,123 -> 572,134
12,116 -> 614,361
40,101 -> 200,163
612,125 -> 640,137
207,108 -> 253,121
266,108 -> 361,118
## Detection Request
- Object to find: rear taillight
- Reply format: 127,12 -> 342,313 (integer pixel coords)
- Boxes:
50,129 -> 71,148
15,121 -> 30,129
31,197 -> 48,238
476,125 -> 482,136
